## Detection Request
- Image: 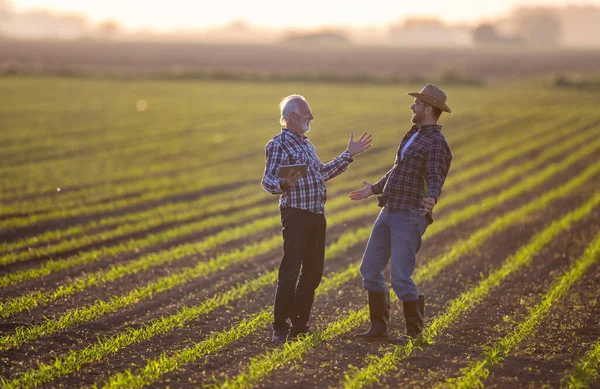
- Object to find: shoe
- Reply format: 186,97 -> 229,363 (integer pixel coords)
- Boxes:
389,295 -> 424,346
355,291 -> 390,340
289,325 -> 311,340
272,327 -> 289,344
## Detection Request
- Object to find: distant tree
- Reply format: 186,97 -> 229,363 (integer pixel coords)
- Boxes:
281,30 -> 351,46
472,23 -> 522,46
508,7 -> 562,46
472,24 -> 498,43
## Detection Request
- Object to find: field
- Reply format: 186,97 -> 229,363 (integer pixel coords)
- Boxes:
2,40 -> 600,82
0,75 -> 599,388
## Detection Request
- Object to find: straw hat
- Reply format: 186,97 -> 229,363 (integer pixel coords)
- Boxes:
407,84 -> 452,114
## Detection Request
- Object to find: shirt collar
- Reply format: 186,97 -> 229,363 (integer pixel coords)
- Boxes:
415,124 -> 442,133
282,127 -> 308,140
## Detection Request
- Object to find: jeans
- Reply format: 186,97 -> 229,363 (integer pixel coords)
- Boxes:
359,208 -> 428,301
273,208 -> 326,330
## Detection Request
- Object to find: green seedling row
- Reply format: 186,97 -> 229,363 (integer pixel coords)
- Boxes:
341,191 -> 600,389
424,136 -> 600,241
0,111 -> 541,256
4,110 -> 590,290
4,107 -> 564,221
0,187 -> 267,265
1,225 -> 372,388
438,231 -> 600,389
0,112 -> 380,209
0,113 -> 394,203
3,131 -> 597,326
5,126 -> 593,319
563,336 -> 600,388
110,153 -> 600,389
0,186 -> 266,254
417,159 -> 600,283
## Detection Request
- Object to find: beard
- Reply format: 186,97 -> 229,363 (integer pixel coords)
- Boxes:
300,119 -> 312,133
411,111 -> 422,125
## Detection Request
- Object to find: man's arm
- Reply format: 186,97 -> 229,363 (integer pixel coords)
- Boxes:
320,132 -> 372,182
319,151 -> 354,182
261,140 -> 288,195
425,137 -> 452,202
370,168 -> 393,195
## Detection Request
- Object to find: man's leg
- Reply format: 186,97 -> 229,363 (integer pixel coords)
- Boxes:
360,209 -> 391,294
388,209 -> 428,345
388,210 -> 423,301
290,212 -> 326,337
273,208 -> 310,342
355,209 -> 392,339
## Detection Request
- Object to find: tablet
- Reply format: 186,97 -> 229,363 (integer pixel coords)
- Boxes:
278,163 -> 307,178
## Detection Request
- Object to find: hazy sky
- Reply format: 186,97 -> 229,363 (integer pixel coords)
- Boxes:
11,0 -> 597,30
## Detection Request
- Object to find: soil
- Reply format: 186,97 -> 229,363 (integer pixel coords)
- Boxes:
1,144 -> 599,389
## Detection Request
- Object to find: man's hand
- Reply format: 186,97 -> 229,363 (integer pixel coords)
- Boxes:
346,132 -> 372,156
280,170 -> 302,190
349,180 -> 374,201
420,197 -> 436,215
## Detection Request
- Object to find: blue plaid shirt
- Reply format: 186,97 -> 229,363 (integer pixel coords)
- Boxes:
261,128 -> 354,214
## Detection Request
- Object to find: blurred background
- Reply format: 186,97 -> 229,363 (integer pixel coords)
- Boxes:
1,0 -> 600,83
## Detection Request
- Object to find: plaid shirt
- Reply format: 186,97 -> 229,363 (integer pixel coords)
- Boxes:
261,128 -> 354,214
371,124 -> 452,222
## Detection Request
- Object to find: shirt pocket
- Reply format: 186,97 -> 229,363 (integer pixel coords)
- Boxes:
288,150 -> 308,165
402,147 -> 426,161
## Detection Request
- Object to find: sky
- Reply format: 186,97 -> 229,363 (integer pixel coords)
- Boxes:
10,0 -> 598,31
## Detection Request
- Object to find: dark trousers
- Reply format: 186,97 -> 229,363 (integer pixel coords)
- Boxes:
273,208 -> 326,330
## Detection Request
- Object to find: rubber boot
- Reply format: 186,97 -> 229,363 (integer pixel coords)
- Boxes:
354,291 -> 390,339
389,295 -> 424,346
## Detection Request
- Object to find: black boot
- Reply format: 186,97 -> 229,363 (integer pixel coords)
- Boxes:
355,291 -> 390,339
390,295 -> 424,346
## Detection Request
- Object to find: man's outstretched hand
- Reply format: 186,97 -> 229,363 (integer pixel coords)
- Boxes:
346,132 -> 372,156
349,180 -> 374,201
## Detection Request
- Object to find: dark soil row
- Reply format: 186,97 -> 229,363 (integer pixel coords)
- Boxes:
1,139 -> 596,387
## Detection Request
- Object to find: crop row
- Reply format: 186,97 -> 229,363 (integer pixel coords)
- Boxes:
3,109 -> 372,205
340,191 -> 600,389
4,131 -> 597,322
0,115 -> 559,286
438,231 -> 600,388
3,147 -> 599,386
0,223 -> 375,388
96,156 -> 600,389
0,108 -> 568,219
4,114 -> 592,267
0,112 -> 394,201
564,336 -> 600,388
0,111 -> 539,257
0,116 -> 401,228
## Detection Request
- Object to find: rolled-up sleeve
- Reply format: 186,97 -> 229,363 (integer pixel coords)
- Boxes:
261,140 -> 286,195
426,138 -> 452,200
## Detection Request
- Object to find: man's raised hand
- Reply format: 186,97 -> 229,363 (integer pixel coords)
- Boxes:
346,132 -> 372,156
349,180 -> 374,201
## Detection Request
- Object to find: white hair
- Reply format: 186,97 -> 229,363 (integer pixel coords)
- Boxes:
279,95 -> 307,126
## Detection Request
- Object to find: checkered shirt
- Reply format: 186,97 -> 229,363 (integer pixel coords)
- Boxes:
261,128 -> 354,214
371,124 -> 452,222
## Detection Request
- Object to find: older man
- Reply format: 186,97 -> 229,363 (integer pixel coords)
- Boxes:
262,94 -> 372,343
350,84 -> 453,345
